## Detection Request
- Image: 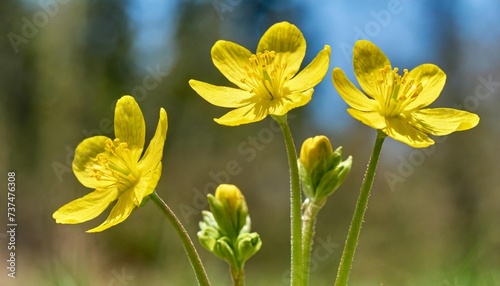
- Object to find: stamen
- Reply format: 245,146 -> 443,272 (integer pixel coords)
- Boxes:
377,65 -> 424,117
91,139 -> 140,191
242,50 -> 286,100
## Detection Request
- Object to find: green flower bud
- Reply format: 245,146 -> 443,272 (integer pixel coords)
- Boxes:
315,155 -> 352,205
207,184 -> 248,240
198,211 -> 221,252
298,135 -> 353,204
198,211 -> 239,267
213,236 -> 238,267
236,232 -> 262,266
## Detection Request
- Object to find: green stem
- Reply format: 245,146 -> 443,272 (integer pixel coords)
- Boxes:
302,199 -> 323,286
150,191 -> 211,286
230,266 -> 245,286
334,131 -> 386,286
273,115 -> 303,286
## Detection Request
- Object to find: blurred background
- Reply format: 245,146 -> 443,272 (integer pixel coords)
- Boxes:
1,0 -> 499,285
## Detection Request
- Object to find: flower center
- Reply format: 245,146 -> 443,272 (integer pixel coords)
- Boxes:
241,50 -> 287,100
378,65 -> 423,117
92,138 -> 140,192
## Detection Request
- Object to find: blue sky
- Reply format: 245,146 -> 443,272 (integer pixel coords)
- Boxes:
22,0 -> 498,130
296,0 -> 500,130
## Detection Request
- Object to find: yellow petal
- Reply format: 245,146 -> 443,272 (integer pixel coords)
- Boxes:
134,163 -> 162,205
138,108 -> 168,173
410,108 -> 480,136
189,80 -> 254,108
87,190 -> 136,233
404,64 -> 446,111
269,89 -> 313,116
332,68 -> 376,111
383,117 -> 434,148
347,109 -> 386,130
214,103 -> 267,126
257,21 -> 306,79
53,188 -> 118,224
72,136 -> 111,189
211,40 -> 253,89
285,45 -> 331,92
353,40 -> 391,100
114,96 -> 146,161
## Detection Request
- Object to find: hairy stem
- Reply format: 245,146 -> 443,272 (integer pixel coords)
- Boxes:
273,115 -> 303,286
151,191 -> 211,286
302,199 -> 323,285
334,131 -> 386,286
230,266 -> 245,286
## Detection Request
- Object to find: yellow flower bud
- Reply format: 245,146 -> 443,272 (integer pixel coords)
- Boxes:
298,135 -> 352,204
300,135 -> 334,184
208,184 -> 248,240
198,185 -> 261,270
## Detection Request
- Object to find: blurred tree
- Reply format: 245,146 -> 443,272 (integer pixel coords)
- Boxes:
0,0 -> 37,171
430,1 -> 484,281
83,0 -> 133,108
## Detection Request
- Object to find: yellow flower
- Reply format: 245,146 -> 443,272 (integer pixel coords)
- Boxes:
189,21 -> 331,126
298,136 -> 352,205
53,96 -> 168,232
332,40 -> 479,148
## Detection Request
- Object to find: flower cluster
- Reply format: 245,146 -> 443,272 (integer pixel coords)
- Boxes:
53,20 -> 481,286
198,184 -> 262,272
